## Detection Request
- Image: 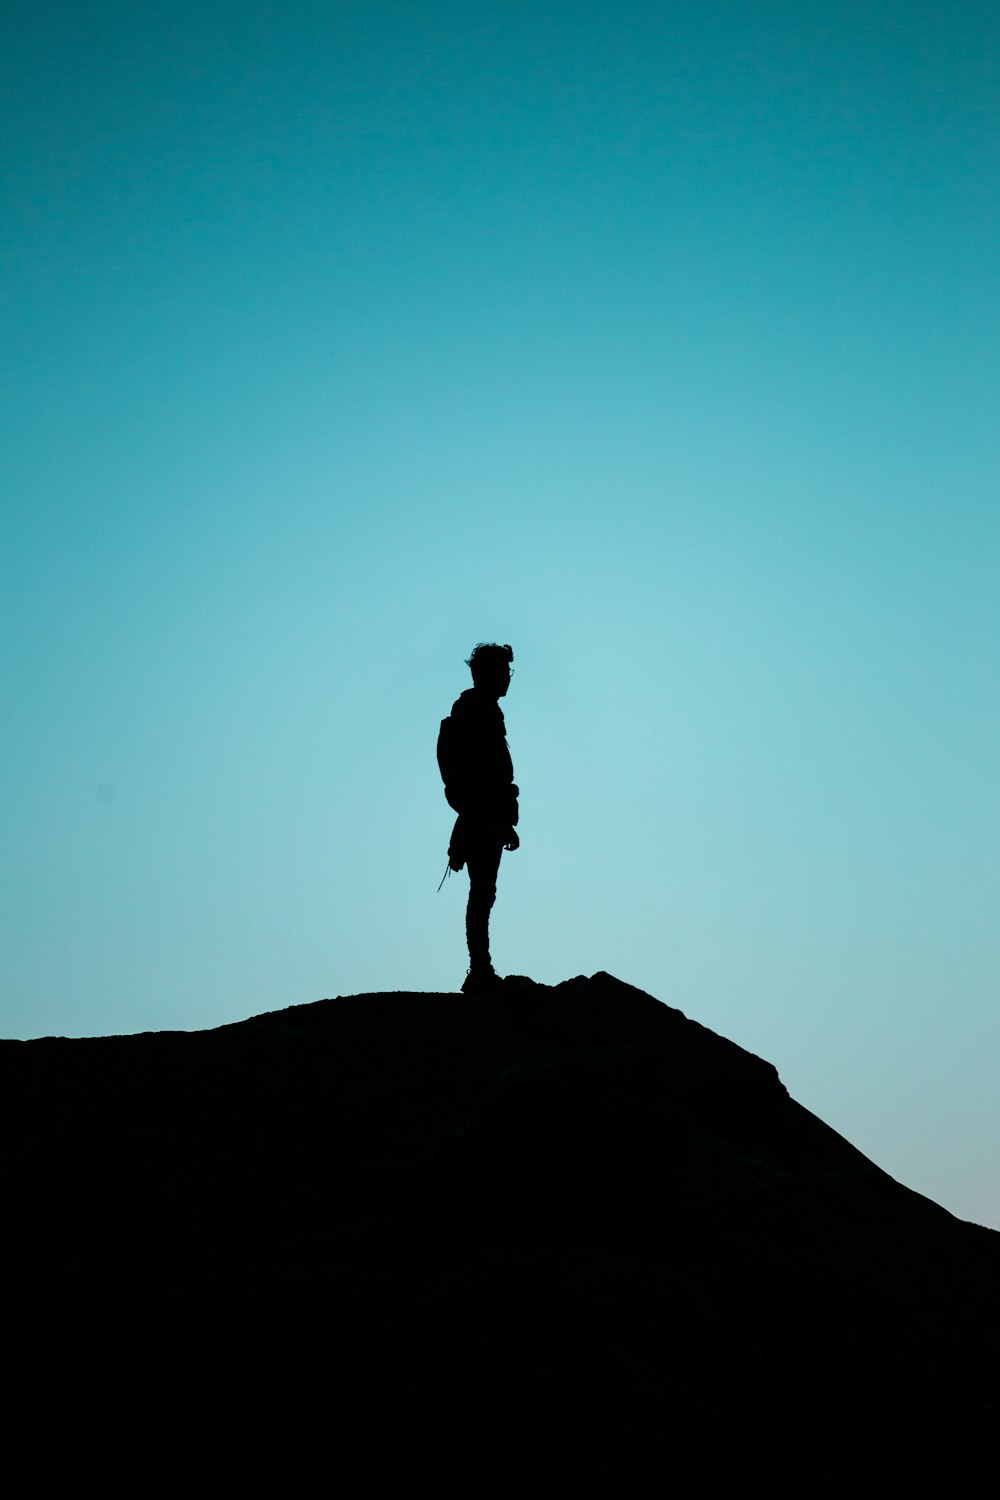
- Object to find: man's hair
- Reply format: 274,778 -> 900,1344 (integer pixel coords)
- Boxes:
466,641 -> 513,682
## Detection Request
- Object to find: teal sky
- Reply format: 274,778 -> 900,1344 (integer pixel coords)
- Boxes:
3,1 -> 998,1226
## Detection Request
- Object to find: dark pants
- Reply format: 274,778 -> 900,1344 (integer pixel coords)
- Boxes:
465,837 -> 504,969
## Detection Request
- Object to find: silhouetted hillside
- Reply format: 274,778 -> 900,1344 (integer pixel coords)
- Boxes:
4,973 -> 996,1491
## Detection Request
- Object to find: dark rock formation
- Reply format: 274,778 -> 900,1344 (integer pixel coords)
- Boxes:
3,973 -> 996,1490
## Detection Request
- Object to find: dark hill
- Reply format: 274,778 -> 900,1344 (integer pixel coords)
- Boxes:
4,973 -> 996,1491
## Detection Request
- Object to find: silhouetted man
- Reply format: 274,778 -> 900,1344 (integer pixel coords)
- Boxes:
437,642 -> 519,994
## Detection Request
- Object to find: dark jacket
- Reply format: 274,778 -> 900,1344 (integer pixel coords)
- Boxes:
439,688 -> 519,830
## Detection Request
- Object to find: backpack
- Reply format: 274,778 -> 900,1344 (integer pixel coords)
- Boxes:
436,713 -> 463,811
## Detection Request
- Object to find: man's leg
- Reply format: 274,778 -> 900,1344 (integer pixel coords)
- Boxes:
464,838 -> 503,981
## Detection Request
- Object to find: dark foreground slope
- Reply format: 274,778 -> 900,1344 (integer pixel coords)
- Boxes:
4,973 -> 997,1491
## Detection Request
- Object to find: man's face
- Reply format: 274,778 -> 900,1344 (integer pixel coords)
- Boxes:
480,660 -> 511,698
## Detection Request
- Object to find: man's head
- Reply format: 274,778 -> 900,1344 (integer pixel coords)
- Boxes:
466,641 -> 513,698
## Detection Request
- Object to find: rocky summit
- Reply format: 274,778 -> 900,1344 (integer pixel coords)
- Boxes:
4,973 -> 997,1491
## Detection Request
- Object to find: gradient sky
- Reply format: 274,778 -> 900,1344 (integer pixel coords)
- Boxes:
3,1 -> 998,1226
